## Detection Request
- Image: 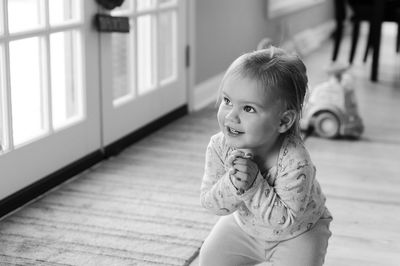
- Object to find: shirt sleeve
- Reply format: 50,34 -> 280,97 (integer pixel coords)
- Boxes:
238,160 -> 315,229
200,136 -> 243,215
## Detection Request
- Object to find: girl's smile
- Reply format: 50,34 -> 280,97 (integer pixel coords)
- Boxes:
226,126 -> 243,136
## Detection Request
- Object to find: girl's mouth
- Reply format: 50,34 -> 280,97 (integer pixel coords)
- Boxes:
226,126 -> 243,135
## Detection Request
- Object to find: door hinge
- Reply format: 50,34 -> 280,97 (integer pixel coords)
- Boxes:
185,45 -> 190,68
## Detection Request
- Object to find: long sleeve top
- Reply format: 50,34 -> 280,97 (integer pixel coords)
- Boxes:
200,132 -> 331,241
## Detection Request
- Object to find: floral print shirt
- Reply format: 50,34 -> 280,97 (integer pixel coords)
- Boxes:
200,132 -> 331,241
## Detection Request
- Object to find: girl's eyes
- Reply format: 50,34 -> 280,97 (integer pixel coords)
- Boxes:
243,105 -> 256,113
222,97 -> 256,113
223,97 -> 232,105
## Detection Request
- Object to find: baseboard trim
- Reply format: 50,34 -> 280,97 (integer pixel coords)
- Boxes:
0,104 -> 188,219
0,150 -> 104,219
192,73 -> 224,111
103,104 -> 188,157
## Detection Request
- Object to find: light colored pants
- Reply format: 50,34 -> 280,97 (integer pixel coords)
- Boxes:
199,214 -> 332,266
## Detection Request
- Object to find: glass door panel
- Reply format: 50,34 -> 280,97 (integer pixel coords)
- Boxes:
137,0 -> 156,11
9,37 -> 47,146
49,0 -> 80,25
50,30 -> 84,130
8,0 -> 45,33
111,32 -> 135,105
0,45 -> 8,153
101,0 -> 187,146
137,14 -> 156,95
159,0 -> 177,7
158,10 -> 176,84
0,0 -> 101,200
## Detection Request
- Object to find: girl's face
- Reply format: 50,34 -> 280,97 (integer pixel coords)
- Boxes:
217,74 -> 284,153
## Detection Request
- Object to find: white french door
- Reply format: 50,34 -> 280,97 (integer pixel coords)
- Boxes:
0,0 -> 101,200
99,0 -> 187,146
0,0 -> 188,201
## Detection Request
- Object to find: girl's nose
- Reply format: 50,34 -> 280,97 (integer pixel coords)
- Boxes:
226,108 -> 240,123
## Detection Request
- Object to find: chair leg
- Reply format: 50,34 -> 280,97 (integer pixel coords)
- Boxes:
350,20 -> 361,64
363,28 -> 372,62
332,22 -> 344,61
397,22 -> 400,53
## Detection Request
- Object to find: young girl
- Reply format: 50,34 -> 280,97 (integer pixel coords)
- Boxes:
199,47 -> 332,266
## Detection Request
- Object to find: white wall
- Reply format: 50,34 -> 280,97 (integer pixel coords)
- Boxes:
191,0 -> 334,110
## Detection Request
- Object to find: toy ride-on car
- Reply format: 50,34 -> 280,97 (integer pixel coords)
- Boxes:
300,64 -> 364,139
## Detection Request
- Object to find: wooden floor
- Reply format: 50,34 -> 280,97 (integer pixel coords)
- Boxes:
190,26 -> 400,265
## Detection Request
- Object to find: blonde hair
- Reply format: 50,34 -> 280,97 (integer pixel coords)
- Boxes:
217,46 -> 308,136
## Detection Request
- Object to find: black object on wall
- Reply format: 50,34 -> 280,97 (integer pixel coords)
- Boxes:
96,0 -> 125,10
95,14 -> 130,33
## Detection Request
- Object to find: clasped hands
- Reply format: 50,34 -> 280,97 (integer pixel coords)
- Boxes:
227,150 -> 259,195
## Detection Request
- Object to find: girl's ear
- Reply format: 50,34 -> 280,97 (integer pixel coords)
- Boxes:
279,110 -> 297,133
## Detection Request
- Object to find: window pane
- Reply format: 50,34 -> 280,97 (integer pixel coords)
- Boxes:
0,45 -> 7,153
137,15 -> 156,95
159,11 -> 176,84
8,0 -> 44,33
50,31 -> 83,130
0,0 -> 4,35
49,0 -> 80,25
159,0 -> 177,7
10,37 -> 47,146
111,32 -> 134,105
137,0 -> 155,11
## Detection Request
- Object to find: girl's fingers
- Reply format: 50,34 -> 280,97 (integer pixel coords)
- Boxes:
244,152 -> 253,159
232,171 -> 248,183
227,154 -> 238,165
228,167 -> 236,175
232,163 -> 248,173
227,151 -> 245,166
231,150 -> 245,157
228,150 -> 245,162
232,158 -> 257,172
232,157 -> 248,165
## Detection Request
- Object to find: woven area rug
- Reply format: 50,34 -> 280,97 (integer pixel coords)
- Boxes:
0,106 -> 220,266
